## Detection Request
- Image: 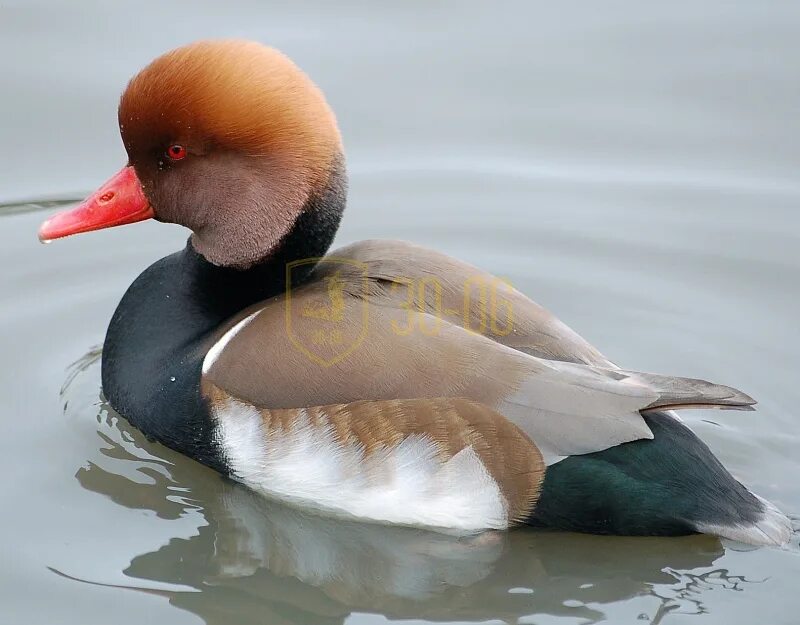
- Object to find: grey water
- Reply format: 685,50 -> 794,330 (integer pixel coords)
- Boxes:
1,1 -> 799,624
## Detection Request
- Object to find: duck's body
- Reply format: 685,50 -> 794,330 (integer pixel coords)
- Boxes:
41,40 -> 790,545
104,235 -> 786,541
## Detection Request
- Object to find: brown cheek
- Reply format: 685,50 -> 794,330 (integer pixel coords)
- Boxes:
150,160 -> 224,232
134,167 -> 178,226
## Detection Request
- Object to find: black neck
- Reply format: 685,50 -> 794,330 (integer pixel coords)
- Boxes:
101,157 -> 346,470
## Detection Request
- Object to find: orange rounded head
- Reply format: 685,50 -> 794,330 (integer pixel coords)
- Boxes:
39,39 -> 346,268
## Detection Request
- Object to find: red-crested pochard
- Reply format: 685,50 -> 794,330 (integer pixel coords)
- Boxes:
39,40 -> 790,545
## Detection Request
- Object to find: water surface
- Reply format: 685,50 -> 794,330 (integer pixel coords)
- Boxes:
1,2 -> 799,624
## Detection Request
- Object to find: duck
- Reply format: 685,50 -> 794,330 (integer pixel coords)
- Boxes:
38,39 -> 790,545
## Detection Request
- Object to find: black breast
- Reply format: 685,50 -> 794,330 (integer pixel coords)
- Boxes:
101,154 -> 347,472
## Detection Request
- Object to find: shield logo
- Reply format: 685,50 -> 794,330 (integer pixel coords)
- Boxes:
285,257 -> 370,367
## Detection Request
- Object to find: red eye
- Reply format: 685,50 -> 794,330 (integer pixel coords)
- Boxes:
166,144 -> 187,160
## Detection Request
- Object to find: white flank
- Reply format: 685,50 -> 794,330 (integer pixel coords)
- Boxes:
212,396 -> 508,533
202,311 -> 262,374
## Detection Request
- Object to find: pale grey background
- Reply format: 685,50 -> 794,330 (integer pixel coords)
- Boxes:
1,2 -> 798,624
